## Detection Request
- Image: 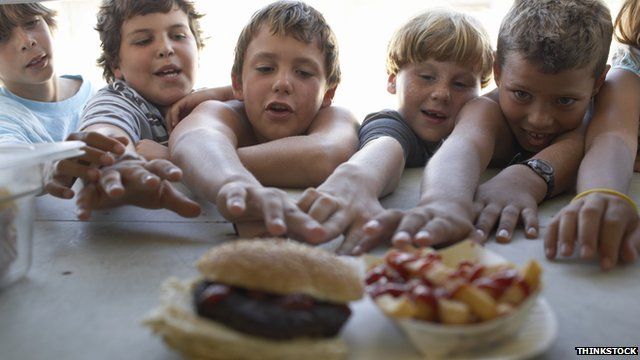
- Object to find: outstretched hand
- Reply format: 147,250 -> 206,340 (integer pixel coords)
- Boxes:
45,132 -> 128,199
75,156 -> 201,220
216,182 -> 326,244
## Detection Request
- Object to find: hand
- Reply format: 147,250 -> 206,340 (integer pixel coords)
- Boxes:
75,156 -> 201,220
366,200 -> 474,249
166,88 -> 230,133
216,182 -> 325,244
544,192 -> 640,270
45,132 -> 128,199
296,187 -> 385,255
473,172 -> 540,243
135,139 -> 169,160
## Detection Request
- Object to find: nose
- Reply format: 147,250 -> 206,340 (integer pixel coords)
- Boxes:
157,36 -> 174,58
272,71 -> 292,95
16,29 -> 36,51
430,82 -> 451,103
527,105 -> 555,129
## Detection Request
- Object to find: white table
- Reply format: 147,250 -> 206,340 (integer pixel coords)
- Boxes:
1,168 -> 639,360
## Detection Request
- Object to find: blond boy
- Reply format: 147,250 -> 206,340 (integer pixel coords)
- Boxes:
170,1 -> 358,242
295,9 -> 493,254
368,0 -> 612,249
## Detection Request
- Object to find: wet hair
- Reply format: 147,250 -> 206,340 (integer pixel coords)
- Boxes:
231,0 -> 340,88
497,0 -> 613,78
96,0 -> 204,82
614,0 -> 640,48
0,3 -> 57,42
386,9 -> 494,88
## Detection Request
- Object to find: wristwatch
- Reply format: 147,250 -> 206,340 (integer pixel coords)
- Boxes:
520,159 -> 555,199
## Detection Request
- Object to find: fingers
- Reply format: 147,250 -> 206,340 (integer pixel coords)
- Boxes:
598,204 -> 628,271
144,159 -> 183,182
75,183 -> 97,220
218,184 -> 248,217
521,207 -> 539,238
495,205 -> 521,243
55,160 -> 99,181
158,180 -> 201,218
296,188 -> 320,213
557,205 -> 578,257
576,197 -> 604,260
67,131 -> 127,155
259,191 -> 287,235
44,179 -> 75,199
544,216 -> 560,259
99,169 -> 125,198
391,211 -> 432,247
474,204 -> 501,243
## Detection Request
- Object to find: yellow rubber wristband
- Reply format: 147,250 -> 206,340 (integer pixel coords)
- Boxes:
572,188 -> 638,213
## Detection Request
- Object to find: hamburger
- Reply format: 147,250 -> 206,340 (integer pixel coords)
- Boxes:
144,239 -> 364,360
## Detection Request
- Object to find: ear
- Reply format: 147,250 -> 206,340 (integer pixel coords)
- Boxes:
591,64 -> 610,97
321,86 -> 336,108
231,72 -> 244,100
492,58 -> 501,87
112,66 -> 123,80
387,74 -> 397,94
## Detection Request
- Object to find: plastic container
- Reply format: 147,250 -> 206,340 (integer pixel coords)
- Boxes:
0,141 -> 84,289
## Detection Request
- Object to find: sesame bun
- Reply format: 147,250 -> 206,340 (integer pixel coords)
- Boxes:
196,239 -> 364,303
144,278 -> 348,360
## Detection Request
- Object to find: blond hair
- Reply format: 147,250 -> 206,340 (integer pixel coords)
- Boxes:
497,0 -> 612,78
232,0 -> 340,88
386,9 -> 493,89
0,3 -> 57,41
96,0 -> 204,82
615,0 -> 640,48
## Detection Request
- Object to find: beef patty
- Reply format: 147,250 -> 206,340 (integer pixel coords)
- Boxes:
193,280 -> 352,340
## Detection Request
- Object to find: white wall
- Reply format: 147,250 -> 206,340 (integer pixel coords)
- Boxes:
46,0 -> 623,122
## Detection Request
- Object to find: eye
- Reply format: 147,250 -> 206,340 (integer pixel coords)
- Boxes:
557,97 -> 576,106
296,69 -> 314,78
420,74 -> 435,81
256,66 -> 273,74
172,32 -> 188,41
513,90 -> 531,101
453,81 -> 470,88
24,18 -> 40,29
133,38 -> 151,46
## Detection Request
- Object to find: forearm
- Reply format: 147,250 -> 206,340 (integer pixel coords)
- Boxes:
171,127 -> 259,201
319,137 -> 405,199
238,133 -> 356,188
577,133 -> 634,193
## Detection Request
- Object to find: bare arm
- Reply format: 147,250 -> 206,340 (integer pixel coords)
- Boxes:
169,100 -> 325,242
237,106 -> 359,188
546,68 -> 640,270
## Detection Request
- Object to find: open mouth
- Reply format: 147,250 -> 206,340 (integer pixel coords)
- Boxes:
525,131 -> 551,146
26,54 -> 46,68
421,109 -> 447,122
154,65 -> 181,78
266,102 -> 293,113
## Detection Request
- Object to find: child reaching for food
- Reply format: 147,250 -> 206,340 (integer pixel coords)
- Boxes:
545,0 -> 640,270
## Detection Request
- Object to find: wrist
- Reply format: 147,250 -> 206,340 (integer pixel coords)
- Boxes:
573,188 -> 638,212
516,158 -> 554,200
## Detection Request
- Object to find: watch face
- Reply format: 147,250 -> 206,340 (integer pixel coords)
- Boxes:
532,160 -> 553,175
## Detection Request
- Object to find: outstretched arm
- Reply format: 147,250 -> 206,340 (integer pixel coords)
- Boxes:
296,136 -> 406,254
238,106 -> 359,188
169,101 -> 325,243
368,97 -> 505,248
545,68 -> 640,270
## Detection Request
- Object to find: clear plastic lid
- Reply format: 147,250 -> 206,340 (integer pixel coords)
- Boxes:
0,141 -> 85,170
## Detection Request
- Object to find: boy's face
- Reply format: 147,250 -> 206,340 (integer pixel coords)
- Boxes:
112,7 -> 197,108
232,25 -> 335,142
495,51 -> 605,153
388,59 -> 481,142
0,16 -> 55,90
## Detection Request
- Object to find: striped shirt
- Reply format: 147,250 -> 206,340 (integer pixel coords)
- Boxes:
80,80 -> 168,144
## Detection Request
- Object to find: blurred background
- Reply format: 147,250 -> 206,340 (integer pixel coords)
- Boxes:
38,0 -> 625,121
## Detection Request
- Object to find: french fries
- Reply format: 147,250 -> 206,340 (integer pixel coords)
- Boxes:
365,241 -> 542,325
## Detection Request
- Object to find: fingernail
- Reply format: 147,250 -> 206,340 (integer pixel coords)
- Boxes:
365,220 -> 380,229
580,245 -> 591,258
273,218 -> 285,228
352,246 -> 362,254
497,229 -> 509,239
545,247 -> 554,259
560,243 -> 568,255
416,230 -> 430,240
393,231 -> 411,242
144,175 -> 155,183
475,229 -> 485,238
527,227 -> 538,237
